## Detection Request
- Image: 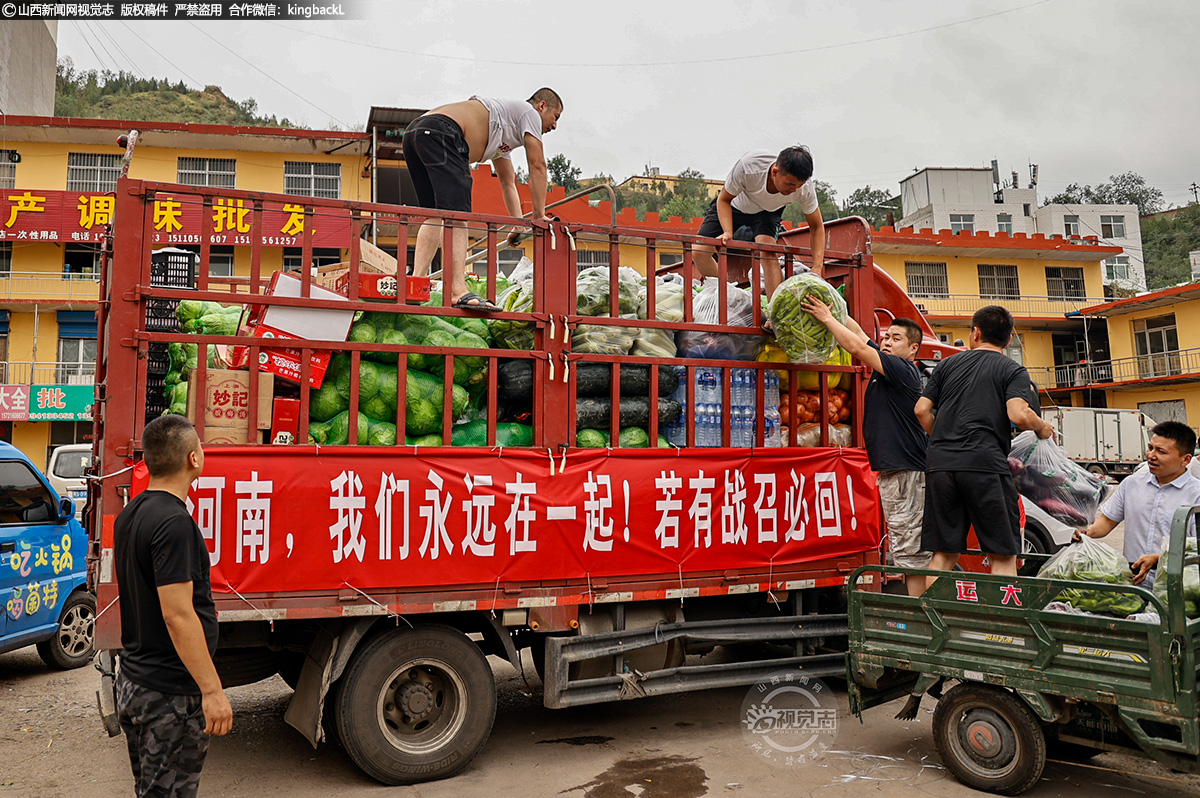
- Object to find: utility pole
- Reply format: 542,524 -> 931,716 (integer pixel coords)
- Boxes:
1190,182 -> 1199,204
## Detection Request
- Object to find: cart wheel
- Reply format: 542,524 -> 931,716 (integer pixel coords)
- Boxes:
933,683 -> 1046,795
334,625 -> 496,785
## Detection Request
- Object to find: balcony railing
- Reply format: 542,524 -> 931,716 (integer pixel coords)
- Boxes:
906,293 -> 1108,317
1027,347 -> 1200,389
1,361 -> 96,385
0,271 -> 102,302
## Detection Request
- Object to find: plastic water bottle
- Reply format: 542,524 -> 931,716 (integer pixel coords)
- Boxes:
765,370 -> 780,408
764,414 -> 781,448
733,370 -> 746,406
696,404 -> 711,447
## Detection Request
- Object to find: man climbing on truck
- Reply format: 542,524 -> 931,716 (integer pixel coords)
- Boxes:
402,88 -> 563,312
693,146 -> 826,301
802,299 -> 929,595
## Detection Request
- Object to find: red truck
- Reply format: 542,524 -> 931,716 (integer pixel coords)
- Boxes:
90,177 -> 954,785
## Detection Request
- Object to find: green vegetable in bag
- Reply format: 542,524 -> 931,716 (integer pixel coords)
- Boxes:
1038,535 -> 1146,616
767,273 -> 848,364
1153,534 -> 1200,617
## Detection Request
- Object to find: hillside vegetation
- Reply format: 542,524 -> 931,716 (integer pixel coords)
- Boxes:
54,57 -> 303,127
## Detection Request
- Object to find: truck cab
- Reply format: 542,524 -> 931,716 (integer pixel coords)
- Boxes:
0,441 -> 94,668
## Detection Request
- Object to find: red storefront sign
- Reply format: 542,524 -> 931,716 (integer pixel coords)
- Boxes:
131,448 -> 881,595
0,385 -> 30,420
0,190 -> 353,248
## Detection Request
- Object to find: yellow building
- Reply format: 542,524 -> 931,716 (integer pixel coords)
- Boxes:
616,172 -> 724,200
870,226 -> 1120,408
1075,284 -> 1200,427
0,114 -> 370,466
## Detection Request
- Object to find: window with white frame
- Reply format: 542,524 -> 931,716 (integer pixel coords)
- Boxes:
177,157 -> 236,188
282,246 -> 343,272
996,213 -> 1012,233
57,338 -> 97,383
67,152 -> 121,193
1063,215 -> 1080,237
1045,266 -> 1086,299
1133,314 -> 1180,378
978,263 -> 1019,300
1105,255 -> 1130,282
284,161 -> 341,199
0,151 -> 15,190
905,261 -> 949,297
949,214 -> 974,234
1101,215 -> 1126,238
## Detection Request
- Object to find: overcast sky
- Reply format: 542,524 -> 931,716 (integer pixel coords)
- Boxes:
58,0 -> 1200,209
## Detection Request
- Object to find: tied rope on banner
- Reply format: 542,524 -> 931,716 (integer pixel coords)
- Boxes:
222,583 -> 277,631
341,582 -> 412,627
94,594 -> 120,621
490,577 -> 501,620
767,557 -> 781,609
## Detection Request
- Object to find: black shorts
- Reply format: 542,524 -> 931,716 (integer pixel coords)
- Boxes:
921,471 -> 1022,556
401,114 -> 473,212
697,200 -> 783,240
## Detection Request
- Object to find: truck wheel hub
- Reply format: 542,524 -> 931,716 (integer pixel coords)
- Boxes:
399,681 -> 435,719
964,717 -> 1003,758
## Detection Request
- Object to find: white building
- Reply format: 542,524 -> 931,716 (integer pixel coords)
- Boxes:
898,167 -> 1146,293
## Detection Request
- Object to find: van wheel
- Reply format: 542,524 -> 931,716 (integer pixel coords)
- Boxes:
37,590 -> 95,670
1087,464 -> 1107,478
933,683 -> 1046,795
334,625 -> 496,785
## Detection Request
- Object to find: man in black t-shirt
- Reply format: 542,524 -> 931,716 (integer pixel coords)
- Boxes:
803,299 -> 930,595
915,305 -> 1053,581
115,415 -> 231,798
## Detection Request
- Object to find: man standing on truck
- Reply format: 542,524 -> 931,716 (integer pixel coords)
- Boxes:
402,89 -> 563,312
693,146 -> 826,301
114,414 -> 231,797
915,305 -> 1054,581
802,300 -> 930,595
1079,421 -> 1200,588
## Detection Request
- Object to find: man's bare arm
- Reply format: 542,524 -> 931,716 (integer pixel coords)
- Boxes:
1006,397 -> 1053,439
1082,513 -> 1119,540
492,157 -> 524,219
523,134 -> 550,219
800,296 -> 880,373
915,396 -> 935,434
804,207 -> 825,275
715,188 -> 736,240
158,582 -> 232,735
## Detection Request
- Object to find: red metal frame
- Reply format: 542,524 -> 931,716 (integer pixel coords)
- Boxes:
92,180 -> 885,649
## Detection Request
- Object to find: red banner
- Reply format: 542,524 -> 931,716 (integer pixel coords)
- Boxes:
133,448 -> 881,594
0,190 -> 352,248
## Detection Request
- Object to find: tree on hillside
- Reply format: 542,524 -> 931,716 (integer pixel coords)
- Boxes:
840,186 -> 900,228
1044,171 -> 1165,217
662,194 -> 708,221
1143,203 -> 1200,289
673,168 -> 708,200
782,179 -> 838,226
547,154 -> 582,192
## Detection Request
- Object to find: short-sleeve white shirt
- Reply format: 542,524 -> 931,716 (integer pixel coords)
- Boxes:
1100,468 -> 1200,565
470,96 -> 543,163
725,149 -> 819,216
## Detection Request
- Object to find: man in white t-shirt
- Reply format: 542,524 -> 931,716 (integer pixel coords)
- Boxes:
694,146 -> 826,301
402,88 -> 562,312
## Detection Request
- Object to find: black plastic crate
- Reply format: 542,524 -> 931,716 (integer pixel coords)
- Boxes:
146,375 -> 167,395
150,249 -> 197,289
145,314 -> 181,333
147,346 -> 171,377
144,402 -> 167,421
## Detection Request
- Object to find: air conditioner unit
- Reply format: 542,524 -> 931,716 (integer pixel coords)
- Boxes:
66,374 -> 94,386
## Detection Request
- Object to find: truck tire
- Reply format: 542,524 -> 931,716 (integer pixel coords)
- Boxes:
334,625 -> 496,785
36,590 -> 95,670
1087,464 -> 1107,478
933,683 -> 1046,795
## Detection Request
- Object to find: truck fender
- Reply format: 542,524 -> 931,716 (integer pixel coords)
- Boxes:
481,614 -> 522,672
283,617 -> 376,748
1016,688 -> 1067,723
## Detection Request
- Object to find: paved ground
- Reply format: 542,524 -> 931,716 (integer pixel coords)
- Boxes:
4,615 -> 1199,798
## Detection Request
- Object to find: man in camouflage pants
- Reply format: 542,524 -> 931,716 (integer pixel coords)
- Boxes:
115,415 -> 232,796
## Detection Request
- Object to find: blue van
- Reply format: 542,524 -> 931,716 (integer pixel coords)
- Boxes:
0,441 -> 94,669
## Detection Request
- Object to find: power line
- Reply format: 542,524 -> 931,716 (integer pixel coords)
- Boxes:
74,24 -> 113,72
95,24 -> 143,75
118,21 -> 202,87
185,22 -> 350,128
266,0 -> 1052,68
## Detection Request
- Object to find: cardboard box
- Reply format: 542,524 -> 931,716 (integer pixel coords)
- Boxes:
255,270 -> 355,342
270,397 -> 301,445
358,238 -> 399,275
243,325 -> 333,387
199,426 -> 252,446
333,271 -> 431,303
187,369 -> 274,432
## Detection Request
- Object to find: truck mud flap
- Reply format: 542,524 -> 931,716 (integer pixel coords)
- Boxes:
284,618 -> 375,747
543,612 -> 848,709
